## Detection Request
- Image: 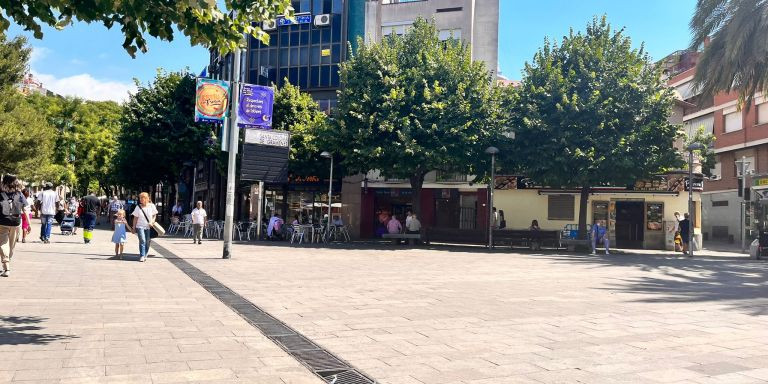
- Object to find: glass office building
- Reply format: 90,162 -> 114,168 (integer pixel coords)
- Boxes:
247,0 -> 357,113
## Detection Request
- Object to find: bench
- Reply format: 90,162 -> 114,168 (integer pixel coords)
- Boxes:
561,238 -> 591,251
382,233 -> 421,245
424,228 -> 485,245
493,229 -> 562,249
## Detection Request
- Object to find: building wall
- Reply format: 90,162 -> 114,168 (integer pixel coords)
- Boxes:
702,190 -> 741,242
364,0 -> 499,75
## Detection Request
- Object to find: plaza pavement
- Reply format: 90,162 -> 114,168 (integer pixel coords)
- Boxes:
2,227 -> 768,384
0,228 -> 322,384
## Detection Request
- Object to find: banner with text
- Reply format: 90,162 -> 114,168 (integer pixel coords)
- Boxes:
237,84 -> 274,129
194,79 -> 230,123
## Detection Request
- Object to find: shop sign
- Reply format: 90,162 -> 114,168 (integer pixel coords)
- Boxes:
277,14 -> 312,26
194,78 -> 229,123
633,176 -> 703,192
754,177 -> 768,187
237,84 -> 274,129
494,176 -> 518,190
244,129 -> 290,148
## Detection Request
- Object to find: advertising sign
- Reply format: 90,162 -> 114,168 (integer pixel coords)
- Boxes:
277,14 -> 312,26
237,84 -> 274,129
244,129 -> 289,148
194,79 -> 229,123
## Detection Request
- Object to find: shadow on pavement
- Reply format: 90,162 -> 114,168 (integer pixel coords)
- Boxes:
535,253 -> 768,316
0,316 -> 76,346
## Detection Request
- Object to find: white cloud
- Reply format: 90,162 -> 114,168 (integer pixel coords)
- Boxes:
30,46 -> 52,65
32,72 -> 136,103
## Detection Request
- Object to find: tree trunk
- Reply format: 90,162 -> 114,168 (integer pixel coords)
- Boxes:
409,173 -> 425,220
577,185 -> 590,240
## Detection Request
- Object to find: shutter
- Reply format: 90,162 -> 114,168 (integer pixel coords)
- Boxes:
548,195 -> 575,221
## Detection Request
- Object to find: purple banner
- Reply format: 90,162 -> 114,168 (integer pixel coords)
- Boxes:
237,84 -> 274,129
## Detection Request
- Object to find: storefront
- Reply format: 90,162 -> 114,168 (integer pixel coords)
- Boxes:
259,176 -> 342,224
493,172 -> 703,250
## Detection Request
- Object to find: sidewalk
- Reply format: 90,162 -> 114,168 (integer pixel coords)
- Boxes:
153,235 -> 768,384
0,228 -> 322,383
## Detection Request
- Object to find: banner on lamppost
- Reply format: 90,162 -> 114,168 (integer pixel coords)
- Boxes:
237,84 -> 274,129
194,78 -> 230,123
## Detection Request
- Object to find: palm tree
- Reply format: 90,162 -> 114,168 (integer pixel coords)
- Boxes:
690,0 -> 768,109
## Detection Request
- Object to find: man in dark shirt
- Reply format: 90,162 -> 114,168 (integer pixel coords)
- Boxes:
82,192 -> 100,244
679,212 -> 691,256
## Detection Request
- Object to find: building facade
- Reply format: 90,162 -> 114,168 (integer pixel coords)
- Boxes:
364,0 -> 499,77
664,49 -> 768,245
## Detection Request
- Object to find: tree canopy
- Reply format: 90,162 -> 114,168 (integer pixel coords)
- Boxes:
690,0 -> 768,108
330,18 -> 503,215
512,16 -> 682,239
0,0 -> 293,56
272,80 -> 333,178
115,70 -> 213,190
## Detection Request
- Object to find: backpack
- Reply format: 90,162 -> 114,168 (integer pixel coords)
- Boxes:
1,192 -> 23,222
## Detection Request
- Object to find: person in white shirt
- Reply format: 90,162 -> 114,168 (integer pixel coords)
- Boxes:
131,192 -> 157,262
267,213 -> 284,240
190,201 -> 207,245
406,214 -> 422,234
37,183 -> 59,244
405,210 -> 413,229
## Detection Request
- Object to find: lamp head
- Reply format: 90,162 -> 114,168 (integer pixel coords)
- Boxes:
686,142 -> 705,151
320,151 -> 332,158
485,146 -> 500,155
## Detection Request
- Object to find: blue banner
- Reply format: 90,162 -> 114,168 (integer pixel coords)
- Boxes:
237,84 -> 274,129
277,14 -> 312,26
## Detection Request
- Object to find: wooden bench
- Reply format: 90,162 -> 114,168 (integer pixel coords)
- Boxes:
424,228 -> 485,245
382,233 -> 421,245
493,229 -> 562,249
561,238 -> 591,251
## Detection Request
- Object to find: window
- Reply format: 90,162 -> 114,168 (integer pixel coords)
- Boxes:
548,195 -> 575,220
724,110 -> 743,133
438,29 -> 462,41
758,101 -> 768,125
711,161 -> 721,179
712,200 -> 729,207
381,22 -> 412,37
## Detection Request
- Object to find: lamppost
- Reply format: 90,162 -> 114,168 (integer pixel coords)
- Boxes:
686,142 -> 704,257
320,151 -> 333,241
485,146 -> 499,249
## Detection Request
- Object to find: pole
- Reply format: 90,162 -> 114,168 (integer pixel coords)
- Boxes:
489,153 -> 495,249
326,157 -> 334,241
688,150 -> 694,257
256,181 -> 264,240
741,155 -> 747,253
222,48 -> 242,259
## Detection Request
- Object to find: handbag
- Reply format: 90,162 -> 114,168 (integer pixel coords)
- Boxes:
139,205 -> 165,238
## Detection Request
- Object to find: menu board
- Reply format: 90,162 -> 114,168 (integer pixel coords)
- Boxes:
646,202 -> 663,230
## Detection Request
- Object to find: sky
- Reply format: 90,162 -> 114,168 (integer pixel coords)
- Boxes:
8,0 -> 697,102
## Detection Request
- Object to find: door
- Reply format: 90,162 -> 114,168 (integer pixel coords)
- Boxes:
615,201 -> 644,248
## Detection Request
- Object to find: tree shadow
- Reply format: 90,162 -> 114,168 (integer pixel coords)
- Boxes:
534,253 -> 768,316
0,316 -> 77,345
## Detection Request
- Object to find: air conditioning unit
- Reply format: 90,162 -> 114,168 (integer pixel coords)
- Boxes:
314,14 -> 331,27
262,20 -> 277,31
709,174 -> 721,181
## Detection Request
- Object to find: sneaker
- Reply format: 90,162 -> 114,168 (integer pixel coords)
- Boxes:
198,241 -> 202,245
590,251 -> 596,255
1,270 -> 8,277
139,256 -> 146,262
605,252 -> 610,255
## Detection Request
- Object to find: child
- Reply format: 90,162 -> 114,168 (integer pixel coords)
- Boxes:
111,209 -> 133,259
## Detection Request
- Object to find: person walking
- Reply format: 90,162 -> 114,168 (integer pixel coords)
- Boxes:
190,201 -> 207,245
111,209 -> 133,259
131,192 -> 157,262
1,175 -> 30,277
81,191 -> 100,244
37,182 -> 58,244
108,196 -> 123,229
679,213 -> 691,256
20,189 -> 32,243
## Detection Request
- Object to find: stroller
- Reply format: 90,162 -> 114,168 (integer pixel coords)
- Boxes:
61,213 -> 76,235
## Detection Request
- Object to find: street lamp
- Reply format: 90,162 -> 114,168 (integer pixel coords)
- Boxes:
485,146 -> 500,249
686,142 -> 704,257
320,151 -> 333,241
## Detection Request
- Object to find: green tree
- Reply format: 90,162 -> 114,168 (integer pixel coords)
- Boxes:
115,70 -> 212,193
0,32 -> 29,88
690,0 -> 768,108
0,0 -> 293,57
331,19 -> 502,215
272,81 -> 331,178
513,17 -> 682,240
686,126 -> 716,177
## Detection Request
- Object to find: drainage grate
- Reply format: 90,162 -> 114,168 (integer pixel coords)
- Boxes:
152,242 -> 375,384
321,370 -> 376,384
